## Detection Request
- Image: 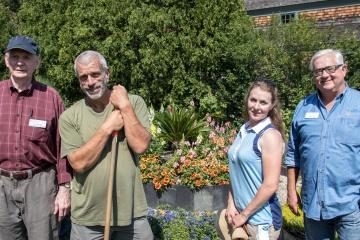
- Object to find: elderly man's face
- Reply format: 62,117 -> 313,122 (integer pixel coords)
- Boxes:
5,49 -> 39,82
312,54 -> 347,96
76,58 -> 109,100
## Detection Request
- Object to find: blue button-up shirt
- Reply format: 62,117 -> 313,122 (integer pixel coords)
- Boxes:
285,87 -> 360,220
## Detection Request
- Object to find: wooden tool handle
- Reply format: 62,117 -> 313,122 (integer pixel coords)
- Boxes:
104,132 -> 119,240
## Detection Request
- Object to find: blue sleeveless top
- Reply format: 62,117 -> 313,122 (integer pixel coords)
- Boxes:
228,117 -> 282,230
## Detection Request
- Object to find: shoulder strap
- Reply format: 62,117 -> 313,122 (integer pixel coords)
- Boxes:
253,123 -> 275,157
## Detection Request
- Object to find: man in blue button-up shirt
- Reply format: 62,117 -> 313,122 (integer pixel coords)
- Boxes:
285,49 -> 360,240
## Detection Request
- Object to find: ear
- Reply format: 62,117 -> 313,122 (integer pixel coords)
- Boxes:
341,64 -> 348,75
35,56 -> 41,69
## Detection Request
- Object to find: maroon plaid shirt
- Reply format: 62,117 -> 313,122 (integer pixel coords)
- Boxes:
0,79 -> 71,184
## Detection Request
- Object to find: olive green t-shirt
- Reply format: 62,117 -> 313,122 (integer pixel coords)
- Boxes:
59,94 -> 150,226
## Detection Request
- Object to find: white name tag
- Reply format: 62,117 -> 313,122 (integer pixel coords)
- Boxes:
305,112 -> 320,119
29,119 -> 47,128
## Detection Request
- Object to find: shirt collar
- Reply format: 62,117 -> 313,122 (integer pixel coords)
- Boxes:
316,83 -> 349,103
9,79 -> 37,96
240,117 -> 271,135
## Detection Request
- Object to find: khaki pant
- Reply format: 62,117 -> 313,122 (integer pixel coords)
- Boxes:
246,224 -> 280,240
0,168 -> 58,240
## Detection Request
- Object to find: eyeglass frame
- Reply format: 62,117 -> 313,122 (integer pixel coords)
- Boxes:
312,64 -> 343,77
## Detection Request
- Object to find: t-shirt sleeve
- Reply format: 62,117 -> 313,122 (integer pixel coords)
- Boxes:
59,109 -> 84,158
131,95 -> 150,131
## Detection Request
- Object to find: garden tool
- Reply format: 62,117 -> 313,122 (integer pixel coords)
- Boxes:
104,131 -> 119,240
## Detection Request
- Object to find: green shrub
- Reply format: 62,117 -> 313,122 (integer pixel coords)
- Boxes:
154,106 -> 208,149
282,204 -> 305,238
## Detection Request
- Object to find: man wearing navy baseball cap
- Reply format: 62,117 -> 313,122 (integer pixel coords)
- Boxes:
0,35 -> 72,240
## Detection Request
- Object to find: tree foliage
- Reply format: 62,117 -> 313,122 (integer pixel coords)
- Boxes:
0,0 -> 17,79
3,0 -> 360,128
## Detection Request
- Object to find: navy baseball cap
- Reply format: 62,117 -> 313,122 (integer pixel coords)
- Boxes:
5,35 -> 39,55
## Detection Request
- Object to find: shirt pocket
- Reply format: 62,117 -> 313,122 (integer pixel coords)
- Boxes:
24,122 -> 49,142
336,114 -> 360,145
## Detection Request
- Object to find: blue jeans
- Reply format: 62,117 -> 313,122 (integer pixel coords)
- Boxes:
304,208 -> 360,240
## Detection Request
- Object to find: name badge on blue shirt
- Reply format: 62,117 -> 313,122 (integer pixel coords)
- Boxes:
305,112 -> 319,119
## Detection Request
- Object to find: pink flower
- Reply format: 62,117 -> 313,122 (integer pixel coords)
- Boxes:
207,116 -> 212,123
225,121 -> 231,127
209,131 -> 216,139
189,149 -> 197,158
219,127 -> 225,133
210,121 -> 215,127
180,156 -> 186,163
176,149 -> 183,155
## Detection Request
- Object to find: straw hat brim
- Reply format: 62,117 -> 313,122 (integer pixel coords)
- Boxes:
216,209 -> 249,240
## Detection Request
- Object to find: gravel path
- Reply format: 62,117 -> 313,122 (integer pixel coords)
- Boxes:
277,170 -> 302,206
277,175 -> 289,206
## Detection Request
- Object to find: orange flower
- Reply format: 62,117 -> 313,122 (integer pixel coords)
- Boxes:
162,176 -> 170,185
191,173 -> 200,180
210,169 -> 219,177
154,182 -> 162,190
195,179 -> 202,187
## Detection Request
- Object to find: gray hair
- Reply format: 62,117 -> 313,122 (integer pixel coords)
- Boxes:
74,50 -> 108,76
309,49 -> 344,71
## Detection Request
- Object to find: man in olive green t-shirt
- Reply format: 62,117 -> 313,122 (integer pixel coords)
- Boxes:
59,50 -> 153,240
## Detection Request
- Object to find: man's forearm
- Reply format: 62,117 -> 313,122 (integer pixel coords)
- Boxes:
68,127 -> 111,173
287,167 -> 300,193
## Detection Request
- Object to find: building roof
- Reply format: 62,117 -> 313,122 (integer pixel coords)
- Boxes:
245,0 -> 360,16
245,0 -> 326,11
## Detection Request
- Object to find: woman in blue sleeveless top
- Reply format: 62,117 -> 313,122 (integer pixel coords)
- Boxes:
222,79 -> 285,240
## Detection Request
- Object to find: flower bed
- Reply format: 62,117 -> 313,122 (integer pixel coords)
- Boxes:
147,205 -> 220,240
141,116 -> 239,192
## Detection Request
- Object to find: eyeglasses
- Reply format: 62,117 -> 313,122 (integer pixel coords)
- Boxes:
313,64 -> 343,77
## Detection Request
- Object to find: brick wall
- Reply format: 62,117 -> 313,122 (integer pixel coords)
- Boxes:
254,15 -> 272,26
301,5 -> 360,23
253,5 -> 360,26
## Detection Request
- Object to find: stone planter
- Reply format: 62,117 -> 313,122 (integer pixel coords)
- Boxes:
144,184 -> 229,211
